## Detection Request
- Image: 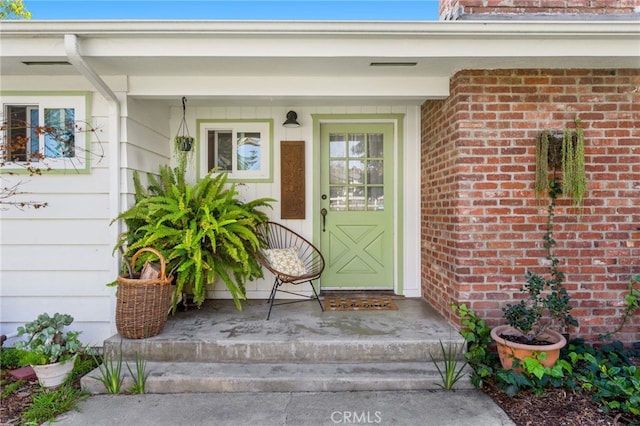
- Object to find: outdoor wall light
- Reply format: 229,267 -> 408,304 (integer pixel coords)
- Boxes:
283,110 -> 300,128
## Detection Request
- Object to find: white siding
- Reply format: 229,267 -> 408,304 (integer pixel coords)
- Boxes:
0,89 -> 114,346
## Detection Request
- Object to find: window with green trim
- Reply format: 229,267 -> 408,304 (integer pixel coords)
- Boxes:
1,95 -> 88,170
199,120 -> 272,181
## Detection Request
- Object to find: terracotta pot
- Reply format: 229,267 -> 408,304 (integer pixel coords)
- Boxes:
31,355 -> 77,388
490,325 -> 566,371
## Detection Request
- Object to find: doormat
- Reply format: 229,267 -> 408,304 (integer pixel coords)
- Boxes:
323,296 -> 398,311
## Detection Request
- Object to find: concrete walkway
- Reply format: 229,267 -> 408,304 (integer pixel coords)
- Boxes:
51,389 -> 515,426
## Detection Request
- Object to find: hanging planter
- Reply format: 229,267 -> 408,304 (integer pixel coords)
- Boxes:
176,135 -> 193,152
175,96 -> 193,152
535,118 -> 586,208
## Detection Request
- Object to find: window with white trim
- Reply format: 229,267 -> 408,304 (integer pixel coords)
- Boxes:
1,94 -> 88,171
199,119 -> 272,181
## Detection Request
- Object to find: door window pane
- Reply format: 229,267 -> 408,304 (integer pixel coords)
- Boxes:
329,134 -> 346,157
348,160 -> 364,184
348,133 -> 365,158
367,160 -> 383,184
330,186 -> 347,211
367,133 -> 384,157
348,186 -> 365,211
367,187 -> 384,211
330,160 -> 347,184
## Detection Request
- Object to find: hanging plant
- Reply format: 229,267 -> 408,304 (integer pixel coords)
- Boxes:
174,96 -> 194,169
535,118 -> 586,208
562,119 -> 586,208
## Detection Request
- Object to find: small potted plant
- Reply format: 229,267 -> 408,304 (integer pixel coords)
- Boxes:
15,312 -> 83,387
491,179 -> 578,370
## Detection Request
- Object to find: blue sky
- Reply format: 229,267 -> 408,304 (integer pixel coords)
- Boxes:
24,0 -> 440,20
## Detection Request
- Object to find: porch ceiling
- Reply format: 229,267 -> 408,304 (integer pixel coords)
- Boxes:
1,20 -> 638,104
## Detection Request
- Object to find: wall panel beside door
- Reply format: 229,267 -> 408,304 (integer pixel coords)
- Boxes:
281,140 -> 305,219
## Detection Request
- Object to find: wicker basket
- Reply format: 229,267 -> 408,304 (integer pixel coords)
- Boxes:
116,248 -> 174,339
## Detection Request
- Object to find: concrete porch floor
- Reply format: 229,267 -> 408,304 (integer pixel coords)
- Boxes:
87,297 -> 471,394
105,297 -> 464,361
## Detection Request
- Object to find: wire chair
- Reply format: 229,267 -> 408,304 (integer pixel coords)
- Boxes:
257,221 -> 325,320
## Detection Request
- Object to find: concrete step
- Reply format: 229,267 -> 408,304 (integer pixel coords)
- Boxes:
82,361 -> 475,394
104,337 -> 467,363
89,299 -> 469,395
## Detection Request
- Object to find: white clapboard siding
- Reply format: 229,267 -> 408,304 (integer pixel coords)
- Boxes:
1,296 -> 111,322
0,271 -> 114,296
1,245 -> 113,271
0,168 -> 110,195
0,194 -> 110,220
1,219 -> 112,245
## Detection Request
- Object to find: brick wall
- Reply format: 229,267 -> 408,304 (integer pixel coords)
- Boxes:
421,69 -> 640,344
439,0 -> 640,19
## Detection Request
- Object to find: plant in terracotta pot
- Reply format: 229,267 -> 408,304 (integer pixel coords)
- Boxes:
15,312 -> 83,387
491,178 -> 579,370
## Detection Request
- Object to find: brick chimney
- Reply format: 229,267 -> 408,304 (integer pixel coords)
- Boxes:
440,0 -> 640,20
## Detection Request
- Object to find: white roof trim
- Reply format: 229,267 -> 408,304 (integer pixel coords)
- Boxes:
1,20 -> 639,37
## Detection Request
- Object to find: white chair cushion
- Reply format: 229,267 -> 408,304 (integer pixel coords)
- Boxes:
265,247 -> 306,276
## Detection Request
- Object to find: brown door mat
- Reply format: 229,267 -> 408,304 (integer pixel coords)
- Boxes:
321,290 -> 402,298
322,296 -> 398,311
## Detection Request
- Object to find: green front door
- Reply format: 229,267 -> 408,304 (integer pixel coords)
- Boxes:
319,123 -> 394,290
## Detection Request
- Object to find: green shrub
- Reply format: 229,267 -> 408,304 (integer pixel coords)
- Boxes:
451,303 -> 497,388
113,164 -> 274,311
0,347 -> 22,369
568,340 -> 640,417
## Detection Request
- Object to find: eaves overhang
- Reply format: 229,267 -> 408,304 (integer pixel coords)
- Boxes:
1,20 -> 638,104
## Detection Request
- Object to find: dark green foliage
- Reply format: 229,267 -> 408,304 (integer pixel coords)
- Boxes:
113,164 -> 274,311
451,303 -> 497,388
496,355 -> 572,397
502,179 -> 577,342
453,303 -> 639,419
568,339 -> 640,417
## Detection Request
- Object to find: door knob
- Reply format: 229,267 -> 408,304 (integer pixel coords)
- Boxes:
320,208 -> 327,232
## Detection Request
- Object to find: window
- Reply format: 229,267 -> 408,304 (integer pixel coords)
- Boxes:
198,119 -> 272,181
329,131 -> 385,211
1,94 -> 89,171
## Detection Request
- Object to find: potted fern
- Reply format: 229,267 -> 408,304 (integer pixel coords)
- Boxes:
15,313 -> 83,387
113,164 -> 273,312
